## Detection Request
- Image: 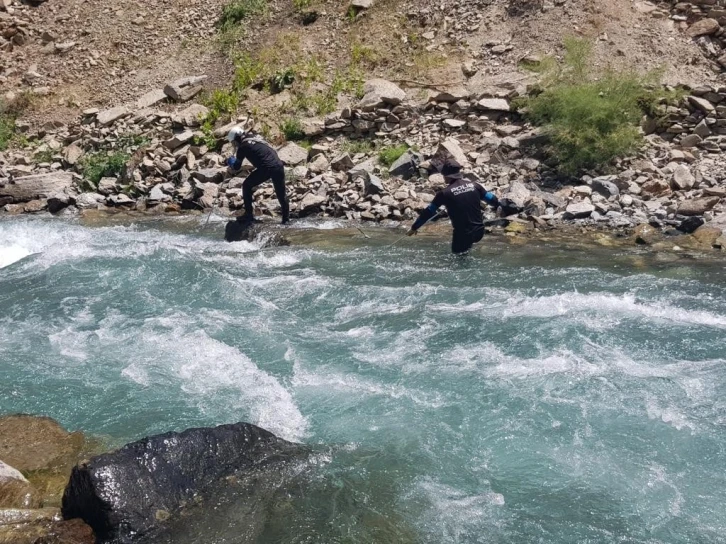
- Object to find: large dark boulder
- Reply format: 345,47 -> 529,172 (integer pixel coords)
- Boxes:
61,422 -> 306,543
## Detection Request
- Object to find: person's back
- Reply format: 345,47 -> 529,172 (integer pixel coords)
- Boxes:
235,134 -> 282,170
436,178 -> 487,235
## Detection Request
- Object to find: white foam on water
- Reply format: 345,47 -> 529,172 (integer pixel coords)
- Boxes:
0,244 -> 34,269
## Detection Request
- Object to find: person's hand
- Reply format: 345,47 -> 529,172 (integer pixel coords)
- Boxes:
226,157 -> 241,170
406,229 -> 417,236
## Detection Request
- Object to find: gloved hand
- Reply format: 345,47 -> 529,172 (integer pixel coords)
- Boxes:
226,157 -> 242,170
498,197 -> 522,217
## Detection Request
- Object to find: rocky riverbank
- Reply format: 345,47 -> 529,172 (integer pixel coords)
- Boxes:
2,72 -> 726,251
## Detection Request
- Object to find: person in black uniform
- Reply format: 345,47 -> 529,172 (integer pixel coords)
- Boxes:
225,126 -> 289,224
407,159 -> 500,254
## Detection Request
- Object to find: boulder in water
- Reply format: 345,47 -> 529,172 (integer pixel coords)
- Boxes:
61,422 -> 306,543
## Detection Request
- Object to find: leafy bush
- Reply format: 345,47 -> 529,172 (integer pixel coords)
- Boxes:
378,144 -> 409,167
516,38 -> 676,175
219,0 -> 267,29
0,94 -> 33,151
280,118 -> 305,141
270,68 -> 296,93
233,53 -> 265,90
0,114 -> 13,152
80,151 -> 130,185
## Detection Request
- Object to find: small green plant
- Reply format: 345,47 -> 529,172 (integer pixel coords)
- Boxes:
342,138 -> 375,155
279,118 -> 305,141
516,37 -> 676,175
270,68 -> 296,93
33,148 -> 55,164
292,0 -> 311,11
0,94 -> 33,151
219,0 -> 267,30
378,144 -> 409,167
0,114 -> 14,152
233,53 -> 265,91
80,151 -> 130,185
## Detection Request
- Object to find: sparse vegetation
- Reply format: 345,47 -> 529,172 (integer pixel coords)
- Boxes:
378,144 -> 409,167
342,138 -> 375,155
515,37 -> 678,175
280,118 -> 305,141
0,94 -> 33,151
0,113 -> 14,152
219,0 -> 268,30
80,151 -> 130,185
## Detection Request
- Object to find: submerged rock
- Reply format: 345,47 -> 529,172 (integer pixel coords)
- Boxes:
224,220 -> 290,246
61,422 -> 307,543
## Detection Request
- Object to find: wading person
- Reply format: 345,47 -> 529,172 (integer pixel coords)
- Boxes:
407,159 -> 503,254
226,126 -> 290,225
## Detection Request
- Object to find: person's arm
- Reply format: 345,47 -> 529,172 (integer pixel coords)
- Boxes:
226,141 -> 247,170
408,193 -> 444,235
476,183 -> 499,208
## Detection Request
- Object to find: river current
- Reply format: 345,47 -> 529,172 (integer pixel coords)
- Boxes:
1,216 -> 726,543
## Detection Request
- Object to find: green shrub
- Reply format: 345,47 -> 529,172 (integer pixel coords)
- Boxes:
270,68 -> 296,93
80,151 -> 130,185
233,53 -> 265,90
516,37 -> 675,175
280,118 -> 305,141
292,0 -> 311,11
0,94 -> 33,151
0,114 -> 14,152
219,0 -> 267,29
378,144 -> 409,167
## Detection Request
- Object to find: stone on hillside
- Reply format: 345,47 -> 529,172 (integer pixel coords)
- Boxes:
641,179 -> 672,196
299,193 -> 327,216
135,89 -> 167,109
349,158 -> 377,177
47,192 -> 71,214
191,168 -> 225,184
363,172 -> 385,196
352,0 -> 374,7
96,106 -> 129,126
672,165 -> 695,190
678,197 -> 720,216
592,176 -> 620,199
308,154 -> 329,174
357,79 -> 406,111
686,18 -> 720,37
443,119 -> 466,129
278,143 -> 309,166
63,144 -> 83,166
634,223 -> 659,245
477,98 -> 510,112
62,422 -> 305,543
687,95 -> 716,114
74,193 -> 105,209
172,104 -> 210,127
163,130 -> 195,150
97,177 -> 118,195
107,193 -> 134,206
436,138 -> 469,166
694,119 -> 712,138
502,181 -> 532,209
0,172 -> 73,203
331,153 -> 355,171
563,201 -> 595,219
300,118 -> 325,137
389,150 -> 423,180
680,134 -> 703,148
164,75 -> 208,102
148,185 -> 169,202
431,87 -> 470,103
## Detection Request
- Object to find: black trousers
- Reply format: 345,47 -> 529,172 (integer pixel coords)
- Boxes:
451,226 -> 484,254
242,165 -> 289,222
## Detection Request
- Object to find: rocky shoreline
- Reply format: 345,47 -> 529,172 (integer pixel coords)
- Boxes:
1,74 -> 726,252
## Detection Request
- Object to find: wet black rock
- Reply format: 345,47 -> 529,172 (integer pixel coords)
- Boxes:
677,216 -> 705,234
61,422 -> 306,543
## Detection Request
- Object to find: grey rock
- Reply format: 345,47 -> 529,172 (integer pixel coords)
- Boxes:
678,197 -> 721,216
97,106 -> 129,126
47,193 -> 71,214
680,134 -> 703,148
352,0 -> 374,7
436,138 -> 469,166
331,153 -> 355,171
687,95 -> 716,114
0,460 -> 27,484
164,76 -> 208,102
0,172 -> 74,203
563,201 -> 595,219
364,172 -> 385,196
172,104 -> 210,128
135,89 -> 167,109
502,181 -> 532,208
148,185 -> 169,202
308,154 -> 329,174
191,168 -> 225,184
432,87 -> 470,103
357,79 -> 406,111
97,177 -> 118,196
74,192 -> 105,209
477,98 -> 510,112
443,119 -> 466,128
592,176 -> 620,199
107,193 -> 134,206
63,144 -> 84,166
672,165 -> 695,190
389,150 -> 423,180
163,130 -> 195,150
278,143 -> 309,166
694,119 -> 712,138
349,158 -> 377,177
299,193 -> 327,215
